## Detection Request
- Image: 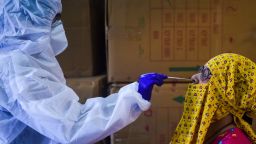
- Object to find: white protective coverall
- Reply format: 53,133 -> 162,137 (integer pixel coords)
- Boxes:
0,0 -> 151,143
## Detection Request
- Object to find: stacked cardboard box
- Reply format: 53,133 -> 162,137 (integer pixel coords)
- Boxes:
106,0 -> 256,143
57,0 -> 105,77
110,83 -> 187,144
67,75 -> 107,103
107,0 -> 256,83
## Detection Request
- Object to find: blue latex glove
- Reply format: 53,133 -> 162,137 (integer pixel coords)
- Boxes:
138,73 -> 168,101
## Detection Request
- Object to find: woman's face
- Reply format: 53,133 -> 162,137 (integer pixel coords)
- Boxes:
191,65 -> 212,84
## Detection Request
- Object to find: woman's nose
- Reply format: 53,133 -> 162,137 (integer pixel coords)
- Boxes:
191,73 -> 201,84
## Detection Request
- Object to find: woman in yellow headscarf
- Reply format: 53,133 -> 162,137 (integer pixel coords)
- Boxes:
170,53 -> 256,144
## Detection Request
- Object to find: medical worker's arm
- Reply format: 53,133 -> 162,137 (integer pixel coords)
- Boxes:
1,53 -> 166,144
1,0 -> 167,142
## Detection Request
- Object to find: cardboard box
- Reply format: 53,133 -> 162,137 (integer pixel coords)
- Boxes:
107,0 -> 256,82
66,75 -> 107,103
57,0 -> 106,77
110,83 -> 188,144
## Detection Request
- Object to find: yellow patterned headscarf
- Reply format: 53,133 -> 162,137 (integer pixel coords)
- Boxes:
170,53 -> 256,143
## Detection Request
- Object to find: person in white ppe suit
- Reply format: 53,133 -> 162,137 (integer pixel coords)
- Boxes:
0,0 -> 168,144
